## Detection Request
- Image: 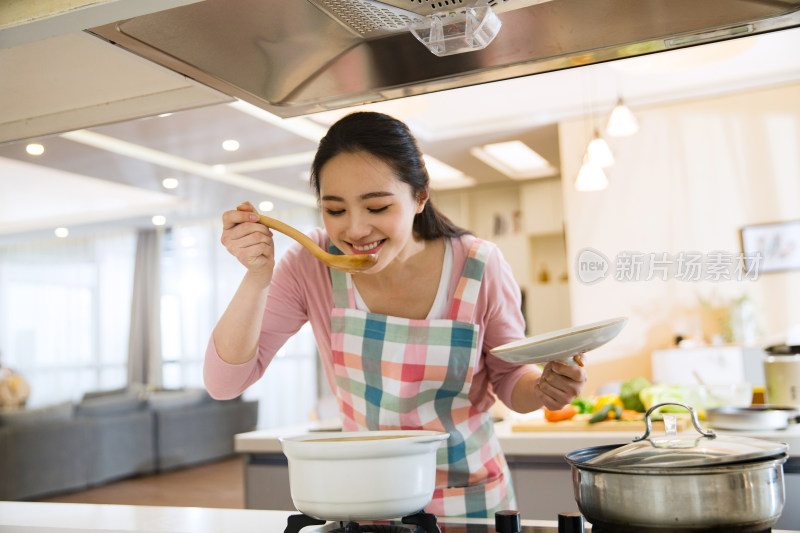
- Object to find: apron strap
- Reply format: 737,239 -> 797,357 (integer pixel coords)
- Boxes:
447,238 -> 493,323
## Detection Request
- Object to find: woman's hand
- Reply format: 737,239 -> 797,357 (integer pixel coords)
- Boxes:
534,357 -> 587,410
221,202 -> 275,280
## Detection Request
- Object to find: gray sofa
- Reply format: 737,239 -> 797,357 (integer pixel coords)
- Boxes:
0,388 -> 258,501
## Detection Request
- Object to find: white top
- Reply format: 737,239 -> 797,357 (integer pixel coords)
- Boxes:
353,239 -> 453,319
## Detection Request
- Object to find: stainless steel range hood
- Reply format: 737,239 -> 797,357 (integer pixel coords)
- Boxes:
88,0 -> 800,118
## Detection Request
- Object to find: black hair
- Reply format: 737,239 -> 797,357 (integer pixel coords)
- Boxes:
310,111 -> 470,240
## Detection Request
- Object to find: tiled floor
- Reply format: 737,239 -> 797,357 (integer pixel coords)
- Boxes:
34,456 -> 245,509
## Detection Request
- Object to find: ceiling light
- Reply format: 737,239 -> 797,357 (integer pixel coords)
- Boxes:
586,132 -> 615,168
258,201 -> 275,212
222,139 -> 240,151
161,177 -> 179,189
54,227 -> 69,238
152,215 -> 167,226
606,99 -> 639,137
470,140 -> 557,179
422,154 -> 476,190
574,157 -> 609,192
158,113 -> 173,118
26,143 -> 44,156
423,154 -> 464,181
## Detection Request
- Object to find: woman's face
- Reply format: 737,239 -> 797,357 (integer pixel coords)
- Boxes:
318,150 -> 426,272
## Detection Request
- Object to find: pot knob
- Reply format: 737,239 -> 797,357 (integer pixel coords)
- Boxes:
557,512 -> 584,533
494,510 -> 521,533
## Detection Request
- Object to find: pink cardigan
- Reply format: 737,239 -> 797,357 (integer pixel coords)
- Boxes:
204,229 -> 533,413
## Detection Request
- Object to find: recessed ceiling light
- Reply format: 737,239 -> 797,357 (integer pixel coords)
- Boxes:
422,155 -> 476,190
54,227 -> 69,238
152,215 -> 167,226
162,177 -> 179,189
470,140 -> 556,180
26,143 -> 44,156
422,155 -> 464,181
222,139 -> 240,151
258,201 -> 275,212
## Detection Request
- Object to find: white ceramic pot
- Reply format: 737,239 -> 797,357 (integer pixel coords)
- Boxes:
764,353 -> 800,407
279,430 -> 449,521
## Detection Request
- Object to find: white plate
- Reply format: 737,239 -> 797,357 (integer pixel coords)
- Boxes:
490,317 -> 628,365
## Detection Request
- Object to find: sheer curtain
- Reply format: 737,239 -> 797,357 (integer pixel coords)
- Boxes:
128,229 -> 163,388
0,232 -> 136,407
160,208 -> 322,428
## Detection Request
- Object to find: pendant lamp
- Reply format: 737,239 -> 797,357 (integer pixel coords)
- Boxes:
606,98 -> 639,137
586,129 -> 614,168
575,155 -> 609,192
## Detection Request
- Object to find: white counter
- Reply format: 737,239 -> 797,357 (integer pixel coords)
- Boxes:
0,502 -> 562,532
235,419 -> 800,457
1,502 -> 798,533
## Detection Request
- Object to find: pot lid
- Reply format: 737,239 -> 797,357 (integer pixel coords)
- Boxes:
585,402 -> 788,469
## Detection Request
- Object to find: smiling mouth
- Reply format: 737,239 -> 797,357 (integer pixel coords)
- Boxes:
350,240 -> 384,254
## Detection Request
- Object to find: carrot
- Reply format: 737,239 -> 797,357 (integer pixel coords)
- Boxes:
544,404 -> 579,422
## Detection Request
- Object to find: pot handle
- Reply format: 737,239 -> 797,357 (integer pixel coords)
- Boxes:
633,402 -> 716,442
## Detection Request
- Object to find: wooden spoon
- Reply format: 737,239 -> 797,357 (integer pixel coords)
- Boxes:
257,214 -> 378,273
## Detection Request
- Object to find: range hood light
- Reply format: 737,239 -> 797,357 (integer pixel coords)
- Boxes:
407,4 -> 502,57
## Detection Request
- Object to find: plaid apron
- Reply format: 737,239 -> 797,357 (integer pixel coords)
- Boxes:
329,238 -> 515,518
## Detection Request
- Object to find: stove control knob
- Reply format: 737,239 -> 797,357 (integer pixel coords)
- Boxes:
494,510 -> 521,533
557,512 -> 584,533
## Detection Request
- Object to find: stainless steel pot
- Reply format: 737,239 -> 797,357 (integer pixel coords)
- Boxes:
565,402 -> 788,532
280,430 -> 449,522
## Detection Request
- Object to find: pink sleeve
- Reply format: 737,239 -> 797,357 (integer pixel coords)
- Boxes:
203,231 -> 332,399
467,240 -> 538,410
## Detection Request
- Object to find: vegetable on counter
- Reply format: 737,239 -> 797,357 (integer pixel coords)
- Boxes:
592,394 -> 624,412
620,377 -> 652,412
544,404 -> 578,422
588,403 -> 624,423
570,397 -> 594,414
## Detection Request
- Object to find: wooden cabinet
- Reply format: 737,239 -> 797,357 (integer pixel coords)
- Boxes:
432,179 -> 571,335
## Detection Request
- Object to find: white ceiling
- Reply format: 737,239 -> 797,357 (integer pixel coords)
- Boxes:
1,24 -> 800,242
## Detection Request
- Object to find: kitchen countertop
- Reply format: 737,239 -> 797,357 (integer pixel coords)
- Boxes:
1,502 -> 798,533
235,418 -> 800,457
0,502 -> 563,532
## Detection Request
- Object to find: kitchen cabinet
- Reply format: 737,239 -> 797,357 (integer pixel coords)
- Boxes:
433,180 -> 572,335
520,178 -> 564,236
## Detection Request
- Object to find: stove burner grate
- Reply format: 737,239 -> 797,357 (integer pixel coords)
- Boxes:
284,510 -> 440,533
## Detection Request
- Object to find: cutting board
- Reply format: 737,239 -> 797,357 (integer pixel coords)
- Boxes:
511,415 -> 690,433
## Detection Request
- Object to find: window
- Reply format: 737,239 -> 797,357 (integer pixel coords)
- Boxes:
0,232 -> 136,407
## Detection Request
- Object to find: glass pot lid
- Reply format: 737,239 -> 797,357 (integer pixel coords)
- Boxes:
585,402 -> 788,469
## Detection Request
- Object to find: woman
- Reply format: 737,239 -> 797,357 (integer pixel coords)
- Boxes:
204,111 -> 586,518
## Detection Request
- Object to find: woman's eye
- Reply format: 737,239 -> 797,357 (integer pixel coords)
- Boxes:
325,208 -> 345,216
368,205 -> 390,214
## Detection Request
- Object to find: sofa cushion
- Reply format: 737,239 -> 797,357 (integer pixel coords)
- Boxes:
0,401 -> 74,426
147,388 -> 212,411
76,391 -> 146,417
